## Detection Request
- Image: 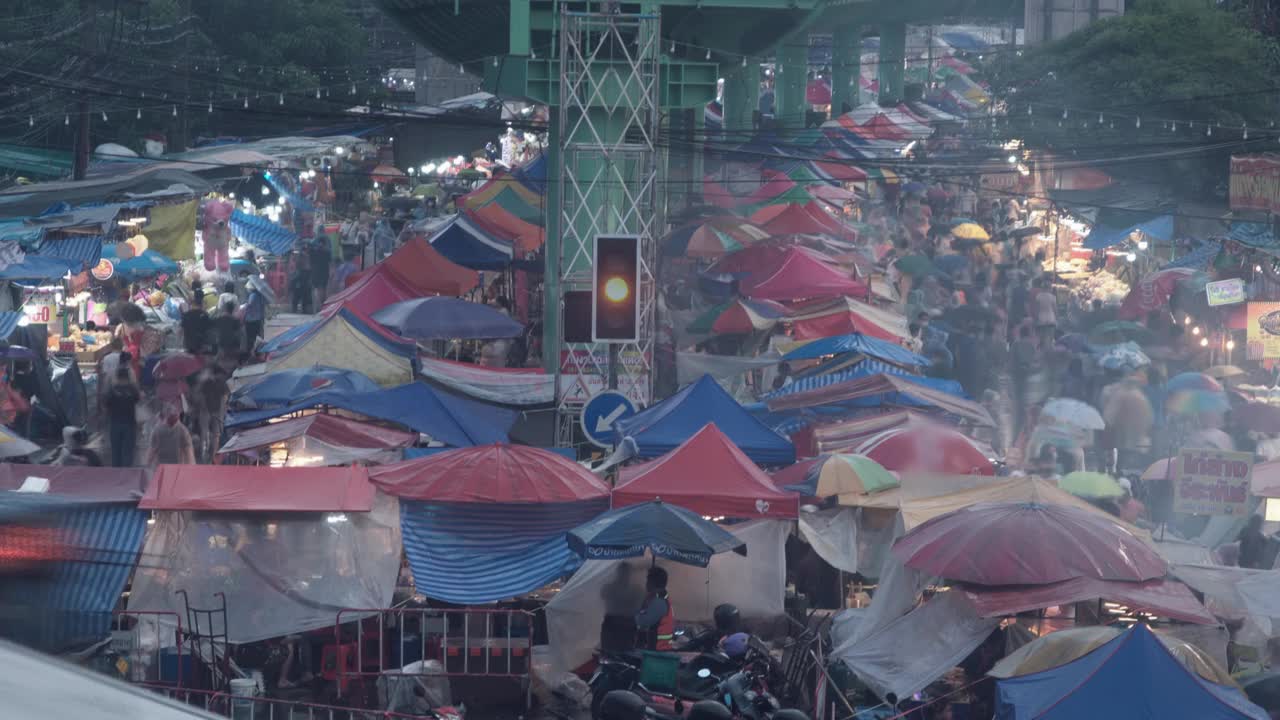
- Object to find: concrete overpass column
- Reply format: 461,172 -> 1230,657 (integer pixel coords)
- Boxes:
829,26 -> 860,116
877,21 -> 906,106
776,41 -> 808,129
722,59 -> 759,142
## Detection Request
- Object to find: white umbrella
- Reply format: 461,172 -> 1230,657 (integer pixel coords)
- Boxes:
1041,397 -> 1105,431
0,425 -> 39,459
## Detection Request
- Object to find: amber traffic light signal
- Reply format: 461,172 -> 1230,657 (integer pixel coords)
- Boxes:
592,235 -> 639,342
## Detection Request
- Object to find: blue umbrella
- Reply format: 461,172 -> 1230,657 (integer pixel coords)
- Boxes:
230,365 -> 381,409
934,254 -> 970,274
101,245 -> 179,280
567,500 -> 746,567
782,332 -> 929,366
371,297 -> 523,340
903,181 -> 927,195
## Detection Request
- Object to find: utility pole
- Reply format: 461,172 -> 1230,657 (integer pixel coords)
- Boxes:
926,25 -> 934,91
178,0 -> 191,151
73,0 -> 93,180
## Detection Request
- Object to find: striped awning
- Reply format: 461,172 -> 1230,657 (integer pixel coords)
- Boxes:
231,210 -> 297,256
0,311 -> 21,340
0,493 -> 146,650
34,235 -> 103,266
400,499 -> 606,604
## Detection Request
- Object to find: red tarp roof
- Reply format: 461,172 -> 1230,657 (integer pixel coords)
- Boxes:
703,173 -> 798,209
787,296 -> 909,341
741,247 -> 868,301
614,423 -> 799,519
708,242 -> 834,276
140,465 -> 375,512
218,414 -> 418,455
326,267 -> 422,316
767,373 -> 995,427
370,443 -> 610,503
751,203 -> 849,237
0,464 -> 149,502
467,203 -> 545,254
811,160 -> 868,184
344,236 -> 478,297
962,577 -> 1216,626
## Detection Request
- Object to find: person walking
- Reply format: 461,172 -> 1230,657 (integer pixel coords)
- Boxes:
104,367 -> 140,467
241,280 -> 267,355
146,409 -> 196,466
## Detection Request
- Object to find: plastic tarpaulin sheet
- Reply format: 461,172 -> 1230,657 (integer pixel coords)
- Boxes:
1172,564 -> 1280,646
0,493 -> 147,651
225,382 -> 516,448
0,464 -> 149,501
1082,210 -> 1174,250
994,624 -> 1267,720
798,506 -> 898,577
834,589 -> 997,702
400,499 -> 607,604
766,373 -> 994,427
217,414 -> 417,455
675,352 -> 780,402
544,519 -> 788,676
140,464 -> 375,512
418,355 -> 554,406
143,199 -> 197,260
267,307 -> 415,387
127,494 -> 401,644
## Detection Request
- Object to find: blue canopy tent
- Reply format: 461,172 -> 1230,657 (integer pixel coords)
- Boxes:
613,375 -> 795,465
428,214 -> 517,270
225,381 -> 515,447
1083,210 -> 1174,250
101,245 -> 179,280
0,255 -> 82,281
230,209 -> 296,256
513,154 -> 548,195
996,623 -> 1267,720
782,333 -> 929,366
0,492 -> 147,652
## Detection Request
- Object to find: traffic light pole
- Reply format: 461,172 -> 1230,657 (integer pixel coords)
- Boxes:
553,9 -> 662,448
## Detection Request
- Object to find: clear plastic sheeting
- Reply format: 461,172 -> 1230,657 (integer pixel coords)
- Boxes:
266,435 -> 403,467
798,506 -> 898,578
127,494 -> 401,644
831,590 -> 998,703
543,519 -> 788,677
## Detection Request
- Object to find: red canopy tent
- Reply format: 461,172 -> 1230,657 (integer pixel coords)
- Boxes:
344,236 -> 478,297
140,465 -> 375,512
750,202 -> 848,236
740,247 -> 868,301
613,423 -> 799,519
325,267 -> 423,316
702,173 -> 797,209
811,410 -> 940,454
810,159 -> 869,184
217,414 -> 418,456
0,464 -> 149,502
370,443 -> 610,503
857,425 -> 994,475
708,242 -> 834,276
787,297 -> 909,341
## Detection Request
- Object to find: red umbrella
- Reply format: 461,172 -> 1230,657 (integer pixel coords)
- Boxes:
892,501 -> 1167,586
856,425 -> 995,475
152,352 -> 204,381
370,443 -> 610,504
371,164 -> 409,185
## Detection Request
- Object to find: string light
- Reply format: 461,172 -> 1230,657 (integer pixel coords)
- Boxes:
315,89 -> 321,99
1207,125 -> 1213,136
1244,126 -> 1249,140
101,110 -> 107,122
243,96 -> 248,109
172,105 -> 178,117
1097,112 -> 1103,124
1200,337 -> 1209,347
1061,108 -> 1068,119
742,56 -> 747,67
492,57 -> 498,67
136,108 -> 141,119
63,115 -> 68,126
208,102 -> 212,113
1027,105 -> 1032,116
1135,116 -> 1141,129
670,40 -> 676,53
27,115 -> 32,127
705,48 -> 711,60
279,93 -> 284,105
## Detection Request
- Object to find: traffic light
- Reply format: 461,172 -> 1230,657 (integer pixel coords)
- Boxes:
593,234 -> 639,342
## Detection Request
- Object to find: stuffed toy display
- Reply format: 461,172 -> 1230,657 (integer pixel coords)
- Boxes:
201,197 -> 234,272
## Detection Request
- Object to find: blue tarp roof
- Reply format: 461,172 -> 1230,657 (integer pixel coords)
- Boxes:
513,154 -> 547,195
0,255 -> 82,281
0,493 -> 146,651
225,381 -> 515,447
268,307 -> 416,363
230,209 -> 296,256
400,499 -> 604,604
614,375 -> 795,465
100,245 -> 178,280
1083,210 -> 1174,250
429,214 -> 515,270
782,333 -> 929,366
995,624 -> 1267,720
1227,222 -> 1280,256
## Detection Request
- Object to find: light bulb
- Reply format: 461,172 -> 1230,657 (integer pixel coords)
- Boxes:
1200,337 -> 1209,347
1027,105 -> 1032,116
136,108 -> 142,119
1192,326 -> 1201,335
101,111 -> 108,122
1125,252 -> 1136,262
1006,155 -> 1017,164
64,115 -> 69,125
1097,112 -> 1103,124
334,146 -> 345,155
172,105 -> 177,116
243,97 -> 249,109
261,186 -> 270,196
27,116 -> 33,126
315,89 -> 321,99
1184,315 -> 1191,325
742,56 -> 747,67
1062,109 -> 1068,119
1207,125 -> 1213,136
1137,239 -> 1148,250
1136,116 -> 1141,129
1227,340 -> 1236,350
208,103 -> 213,113
1256,265 -> 1264,272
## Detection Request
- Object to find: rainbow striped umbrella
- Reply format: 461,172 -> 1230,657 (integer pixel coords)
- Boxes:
772,453 -> 898,498
687,298 -> 789,335
661,217 -> 770,258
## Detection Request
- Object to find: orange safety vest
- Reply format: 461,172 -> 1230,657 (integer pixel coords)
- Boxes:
655,599 -> 676,651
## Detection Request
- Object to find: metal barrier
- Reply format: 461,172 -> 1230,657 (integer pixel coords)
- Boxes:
333,607 -> 534,697
109,610 -> 186,687
141,684 -> 444,720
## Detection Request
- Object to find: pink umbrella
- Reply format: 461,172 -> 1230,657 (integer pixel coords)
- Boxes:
152,352 -> 204,381
892,501 -> 1167,586
857,425 -> 995,475
1118,268 -> 1196,320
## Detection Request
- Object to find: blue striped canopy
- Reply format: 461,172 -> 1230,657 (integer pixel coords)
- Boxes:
782,333 -> 929,366
35,235 -> 103,266
0,493 -> 146,650
401,499 -> 606,604
231,209 -> 297,256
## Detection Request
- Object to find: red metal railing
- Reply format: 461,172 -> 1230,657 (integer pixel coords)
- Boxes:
333,607 -> 534,697
110,610 -> 185,687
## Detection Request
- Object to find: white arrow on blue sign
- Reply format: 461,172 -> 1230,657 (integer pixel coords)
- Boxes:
580,390 -> 638,448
